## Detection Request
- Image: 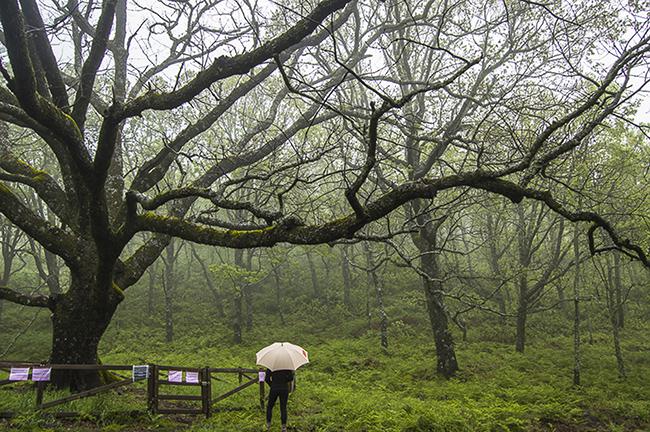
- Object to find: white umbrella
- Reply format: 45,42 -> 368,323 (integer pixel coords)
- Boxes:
256,342 -> 309,371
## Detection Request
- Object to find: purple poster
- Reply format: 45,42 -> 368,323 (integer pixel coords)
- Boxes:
186,371 -> 199,383
32,368 -> 51,382
9,368 -> 29,381
168,370 -> 182,382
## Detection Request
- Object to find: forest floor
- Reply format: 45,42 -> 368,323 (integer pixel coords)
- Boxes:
1,310 -> 649,431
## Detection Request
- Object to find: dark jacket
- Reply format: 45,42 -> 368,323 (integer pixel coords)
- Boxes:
264,369 -> 294,391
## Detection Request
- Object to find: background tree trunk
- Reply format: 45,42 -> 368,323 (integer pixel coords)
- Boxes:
613,252 -> 624,329
162,240 -> 180,343
191,245 -> 224,317
413,215 -> 458,377
341,245 -> 352,309
573,226 -> 581,386
363,242 -> 388,352
515,205 -> 531,353
244,250 -> 254,331
306,251 -> 322,301
272,265 -> 285,325
147,261 -> 157,317
233,249 -> 245,343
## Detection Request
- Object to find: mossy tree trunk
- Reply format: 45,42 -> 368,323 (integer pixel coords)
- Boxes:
572,225 -> 581,386
412,213 -> 458,378
49,258 -> 123,390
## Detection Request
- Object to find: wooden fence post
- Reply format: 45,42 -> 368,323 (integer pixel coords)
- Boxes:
147,364 -> 157,414
258,368 -> 265,411
35,381 -> 44,409
202,366 -> 211,419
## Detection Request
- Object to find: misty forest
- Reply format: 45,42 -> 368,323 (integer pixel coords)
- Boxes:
0,0 -> 649,430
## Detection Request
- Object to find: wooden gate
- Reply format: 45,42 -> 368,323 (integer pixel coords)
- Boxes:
1,361 -> 265,419
148,365 -> 212,417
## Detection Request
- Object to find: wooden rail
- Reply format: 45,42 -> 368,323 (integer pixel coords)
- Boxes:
0,361 -> 266,419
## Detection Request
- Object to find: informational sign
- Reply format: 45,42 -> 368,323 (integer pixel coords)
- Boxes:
9,367 -> 29,381
168,370 -> 182,383
32,368 -> 51,382
132,365 -> 149,382
258,371 -> 266,382
185,371 -> 199,383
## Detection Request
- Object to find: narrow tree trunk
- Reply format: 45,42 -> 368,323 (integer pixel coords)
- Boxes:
611,315 -> 626,378
273,266 -> 285,325
147,262 -> 157,316
191,246 -> 224,317
233,291 -> 243,344
606,258 -> 626,378
364,243 -> 388,352
163,274 -> 173,343
419,239 -> 458,377
587,313 -> 594,345
515,205 -> 531,353
485,213 -> 507,320
233,249 -> 245,343
163,242 -> 176,343
556,285 -> 567,314
341,245 -> 352,309
365,277 -> 371,329
613,252 -> 624,329
515,273 -> 528,353
244,250 -> 254,331
572,226 -> 581,386
0,225 -> 15,324
306,251 -> 322,300
321,255 -> 331,303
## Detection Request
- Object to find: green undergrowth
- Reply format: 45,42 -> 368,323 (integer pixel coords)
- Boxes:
2,320 -> 650,432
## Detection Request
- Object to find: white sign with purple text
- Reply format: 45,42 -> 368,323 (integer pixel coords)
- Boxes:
185,371 -> 199,383
168,370 -> 182,383
32,368 -> 51,382
9,368 -> 30,381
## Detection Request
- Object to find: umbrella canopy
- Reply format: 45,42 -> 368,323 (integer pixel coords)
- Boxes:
256,342 -> 309,371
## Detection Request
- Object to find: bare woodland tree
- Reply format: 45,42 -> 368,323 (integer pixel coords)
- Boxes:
0,0 -> 648,389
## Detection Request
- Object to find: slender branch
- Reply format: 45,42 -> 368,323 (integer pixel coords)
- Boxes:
0,286 -> 53,309
116,0 -> 353,119
127,189 -> 282,224
0,182 -> 78,264
0,0 -> 91,177
72,0 -> 117,130
0,152 -> 71,222
18,0 -> 70,109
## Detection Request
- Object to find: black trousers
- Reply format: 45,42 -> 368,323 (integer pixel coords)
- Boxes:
266,388 -> 289,424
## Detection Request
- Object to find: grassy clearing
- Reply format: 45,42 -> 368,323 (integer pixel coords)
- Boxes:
1,317 -> 649,432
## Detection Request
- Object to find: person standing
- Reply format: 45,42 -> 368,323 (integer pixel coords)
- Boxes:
265,368 -> 294,431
